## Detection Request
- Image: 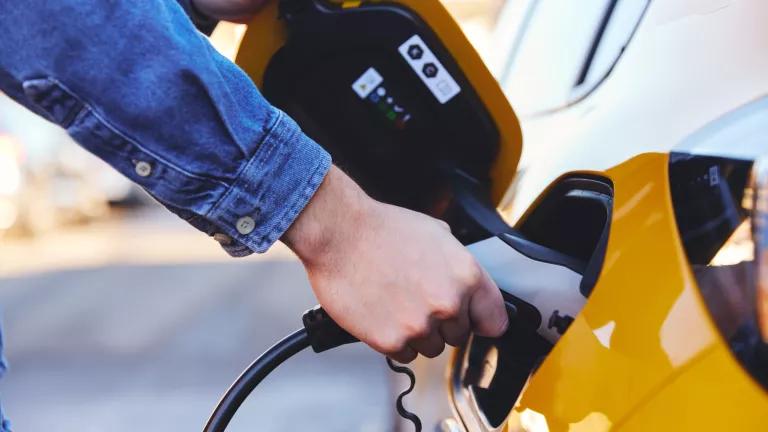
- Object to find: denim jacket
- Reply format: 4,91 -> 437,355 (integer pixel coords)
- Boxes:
0,2 -> 332,429
0,0 -> 332,257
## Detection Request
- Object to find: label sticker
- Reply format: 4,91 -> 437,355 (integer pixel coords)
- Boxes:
398,35 -> 461,104
352,67 -> 384,99
350,68 -> 414,130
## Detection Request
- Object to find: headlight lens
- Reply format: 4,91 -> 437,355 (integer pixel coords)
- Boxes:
670,152 -> 768,389
752,160 -> 768,342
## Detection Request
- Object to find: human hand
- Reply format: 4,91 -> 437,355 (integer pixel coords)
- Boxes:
192,0 -> 269,23
283,166 -> 509,363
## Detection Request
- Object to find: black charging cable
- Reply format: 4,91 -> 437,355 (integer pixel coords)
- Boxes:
203,306 -> 421,432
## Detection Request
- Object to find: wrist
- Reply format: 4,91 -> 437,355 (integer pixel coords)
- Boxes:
283,166 -> 375,266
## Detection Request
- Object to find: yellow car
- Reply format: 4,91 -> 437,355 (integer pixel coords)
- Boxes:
234,0 -> 768,430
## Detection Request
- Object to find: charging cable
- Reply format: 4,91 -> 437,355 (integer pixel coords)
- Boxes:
203,306 -> 422,432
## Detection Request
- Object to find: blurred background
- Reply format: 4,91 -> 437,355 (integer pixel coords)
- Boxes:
0,1 -> 507,431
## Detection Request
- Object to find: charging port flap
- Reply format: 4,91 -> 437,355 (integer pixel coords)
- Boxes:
235,0 -> 522,234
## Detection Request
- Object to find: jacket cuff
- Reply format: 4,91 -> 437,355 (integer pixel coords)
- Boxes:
177,0 -> 219,35
208,111 -> 332,256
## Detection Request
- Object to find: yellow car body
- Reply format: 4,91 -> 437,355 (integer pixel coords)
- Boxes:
235,0 -> 768,430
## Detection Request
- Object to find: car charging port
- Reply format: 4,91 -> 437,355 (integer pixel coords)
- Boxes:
451,174 -> 613,430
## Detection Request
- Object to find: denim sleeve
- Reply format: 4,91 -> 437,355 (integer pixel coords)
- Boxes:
0,0 -> 331,256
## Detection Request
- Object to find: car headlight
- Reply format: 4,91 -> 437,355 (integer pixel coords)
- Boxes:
752,159 -> 768,343
670,152 -> 768,390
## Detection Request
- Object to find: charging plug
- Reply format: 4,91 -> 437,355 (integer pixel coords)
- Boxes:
302,306 -> 359,353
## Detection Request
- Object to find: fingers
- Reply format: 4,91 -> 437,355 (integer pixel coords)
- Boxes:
390,346 -> 418,364
409,330 -> 445,358
436,219 -> 451,232
468,266 -> 509,337
439,314 -> 471,347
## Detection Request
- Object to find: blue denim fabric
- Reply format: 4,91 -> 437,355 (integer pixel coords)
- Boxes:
0,2 -> 332,428
0,0 -> 332,257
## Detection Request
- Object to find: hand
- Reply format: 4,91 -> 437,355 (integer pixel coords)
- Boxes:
283,166 -> 509,363
192,0 -> 269,23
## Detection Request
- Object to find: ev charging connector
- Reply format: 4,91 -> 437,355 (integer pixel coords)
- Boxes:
469,234 -> 584,344
203,228 -> 586,432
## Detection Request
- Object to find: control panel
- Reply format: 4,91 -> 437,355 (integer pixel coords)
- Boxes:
261,0 -> 500,216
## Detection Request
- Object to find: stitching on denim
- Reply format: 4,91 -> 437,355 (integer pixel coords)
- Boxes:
206,110 -> 286,219
51,77 -> 230,189
208,121 -> 327,253
24,77 -> 88,129
254,153 -> 330,250
225,108 -> 284,185
59,99 -> 86,130
66,104 -> 91,130
85,108 -> 230,188
257,158 -> 329,249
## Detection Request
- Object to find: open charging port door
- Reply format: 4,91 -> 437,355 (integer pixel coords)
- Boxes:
235,0 -> 523,237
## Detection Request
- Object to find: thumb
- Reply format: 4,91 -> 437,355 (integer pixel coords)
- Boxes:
468,266 -> 508,337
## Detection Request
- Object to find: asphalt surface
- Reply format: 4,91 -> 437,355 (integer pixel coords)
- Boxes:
0,209 -> 391,431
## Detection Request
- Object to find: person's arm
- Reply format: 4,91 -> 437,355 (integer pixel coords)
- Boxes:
0,0 -> 324,256
284,166 -> 509,362
0,0 -> 507,361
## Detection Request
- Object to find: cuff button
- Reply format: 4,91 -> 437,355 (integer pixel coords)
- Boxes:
236,216 -> 256,235
135,161 -> 152,177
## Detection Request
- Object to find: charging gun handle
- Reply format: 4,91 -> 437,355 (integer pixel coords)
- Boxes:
302,306 -> 358,353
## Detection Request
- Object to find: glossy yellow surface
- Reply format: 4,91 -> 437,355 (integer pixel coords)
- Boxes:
234,0 -> 522,204
620,345 -> 768,430
504,153 -> 768,431
233,2 -> 768,429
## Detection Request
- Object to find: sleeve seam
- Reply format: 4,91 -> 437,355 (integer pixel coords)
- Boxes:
43,76 -> 232,189
205,109 -> 286,218
252,154 -> 330,249
84,103 -> 231,189
27,76 -> 233,190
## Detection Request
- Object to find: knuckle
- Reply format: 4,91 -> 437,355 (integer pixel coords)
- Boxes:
457,255 -> 483,286
429,215 -> 451,231
373,334 -> 405,354
476,313 -> 509,338
430,296 -> 462,319
402,318 -> 431,340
